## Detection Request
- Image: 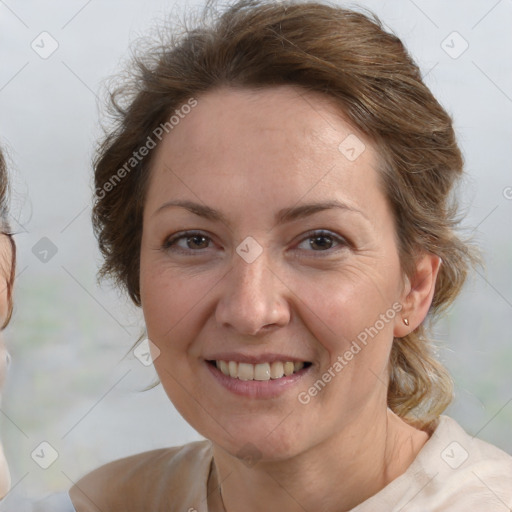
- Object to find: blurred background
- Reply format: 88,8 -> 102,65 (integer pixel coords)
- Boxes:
0,0 -> 511,504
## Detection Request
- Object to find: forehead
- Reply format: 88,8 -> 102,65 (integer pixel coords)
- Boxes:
146,85 -> 383,216
168,84 -> 366,158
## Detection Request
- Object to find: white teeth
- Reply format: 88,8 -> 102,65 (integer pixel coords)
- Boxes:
270,361 -> 284,379
215,360 -> 307,381
219,360 -> 229,376
228,360 -> 238,378
254,363 -> 271,381
238,363 -> 254,381
283,362 -> 294,376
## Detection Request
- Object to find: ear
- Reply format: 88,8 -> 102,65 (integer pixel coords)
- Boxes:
393,252 -> 442,338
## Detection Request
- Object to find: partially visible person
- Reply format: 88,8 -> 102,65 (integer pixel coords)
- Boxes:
0,149 -> 75,512
0,147 -> 16,499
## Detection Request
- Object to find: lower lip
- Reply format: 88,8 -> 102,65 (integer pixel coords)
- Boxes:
205,361 -> 311,399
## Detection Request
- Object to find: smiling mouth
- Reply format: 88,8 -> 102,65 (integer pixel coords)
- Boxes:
207,360 -> 312,381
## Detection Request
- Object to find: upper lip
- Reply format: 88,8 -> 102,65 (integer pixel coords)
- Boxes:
205,353 -> 311,364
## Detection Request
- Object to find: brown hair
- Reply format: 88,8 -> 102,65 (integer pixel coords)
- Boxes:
92,0 -> 478,430
0,148 -> 16,329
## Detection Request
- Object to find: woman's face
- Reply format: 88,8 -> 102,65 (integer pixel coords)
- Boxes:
140,85 -> 411,460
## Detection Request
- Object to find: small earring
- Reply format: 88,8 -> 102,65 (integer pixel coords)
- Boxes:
403,318 -> 409,326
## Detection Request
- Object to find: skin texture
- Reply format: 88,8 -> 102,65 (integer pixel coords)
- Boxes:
139,85 -> 441,512
0,232 -> 13,498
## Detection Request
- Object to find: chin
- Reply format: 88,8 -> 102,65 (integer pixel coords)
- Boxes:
207,418 -> 307,463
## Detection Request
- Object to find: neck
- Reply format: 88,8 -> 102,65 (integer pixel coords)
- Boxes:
212,407 -> 429,512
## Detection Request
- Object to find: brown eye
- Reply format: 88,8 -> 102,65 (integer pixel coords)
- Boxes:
163,231 -> 213,253
309,234 -> 335,250
296,230 -> 348,254
185,234 -> 210,249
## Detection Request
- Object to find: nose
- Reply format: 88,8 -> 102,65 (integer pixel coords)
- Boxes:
215,247 -> 290,337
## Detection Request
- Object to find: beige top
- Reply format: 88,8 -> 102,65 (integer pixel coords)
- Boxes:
69,415 -> 512,511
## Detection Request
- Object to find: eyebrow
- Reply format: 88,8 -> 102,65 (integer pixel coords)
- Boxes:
152,199 -> 367,226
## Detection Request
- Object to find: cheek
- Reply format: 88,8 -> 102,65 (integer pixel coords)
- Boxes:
294,263 -> 399,354
300,272 -> 398,398
141,269 -> 187,342
140,267 -> 205,413
140,261 -> 216,363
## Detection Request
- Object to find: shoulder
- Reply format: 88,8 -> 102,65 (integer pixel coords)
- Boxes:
432,415 -> 512,472
409,415 -> 512,508
69,440 -> 213,512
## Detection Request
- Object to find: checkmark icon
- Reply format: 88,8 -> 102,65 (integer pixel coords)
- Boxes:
31,441 -> 59,469
32,236 -> 58,263
441,441 -> 468,469
31,31 -> 59,59
236,236 -> 263,263
441,31 -> 469,59
134,338 -> 161,366
338,134 -> 366,161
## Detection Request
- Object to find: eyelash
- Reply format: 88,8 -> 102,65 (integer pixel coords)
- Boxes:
162,229 -> 350,256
